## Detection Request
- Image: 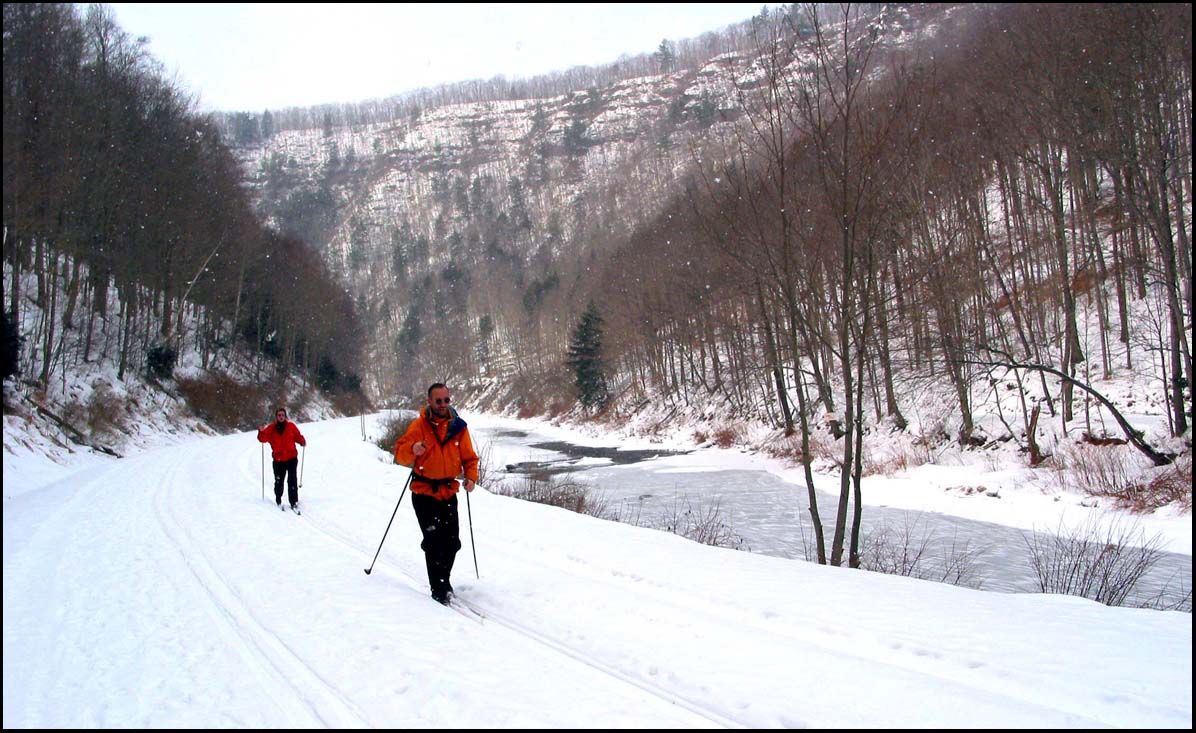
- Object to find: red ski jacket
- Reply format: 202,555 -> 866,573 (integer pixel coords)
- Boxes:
257,421 -> 306,461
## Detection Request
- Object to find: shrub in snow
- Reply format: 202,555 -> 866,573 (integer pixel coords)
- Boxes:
146,343 -> 178,381
860,512 -> 986,588
1022,514 -> 1163,607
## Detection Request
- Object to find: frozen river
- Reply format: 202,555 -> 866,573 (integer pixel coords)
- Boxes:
472,422 -> 1192,611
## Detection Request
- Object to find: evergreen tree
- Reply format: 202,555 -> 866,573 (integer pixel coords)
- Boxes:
563,115 -> 590,156
476,314 -> 494,371
232,112 -> 260,145
566,302 -> 609,409
261,109 -> 274,140
3,310 -> 21,381
654,39 -> 676,73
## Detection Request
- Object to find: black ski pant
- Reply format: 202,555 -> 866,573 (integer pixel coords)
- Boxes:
411,492 -> 461,597
272,458 -> 299,505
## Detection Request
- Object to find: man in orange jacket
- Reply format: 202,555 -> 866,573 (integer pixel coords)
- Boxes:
257,407 -> 307,510
394,383 -> 479,604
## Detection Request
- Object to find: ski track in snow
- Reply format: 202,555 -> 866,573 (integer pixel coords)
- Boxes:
299,502 -> 751,729
151,451 -> 372,727
80,432 -> 730,727
232,439 -> 726,728
297,484 -> 1109,729
463,537 -> 1117,727
5,418 -> 1190,728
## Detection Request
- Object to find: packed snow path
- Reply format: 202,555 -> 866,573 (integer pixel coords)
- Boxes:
4,417 -> 1191,727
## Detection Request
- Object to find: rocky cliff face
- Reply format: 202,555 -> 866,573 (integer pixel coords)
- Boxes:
238,56 -> 750,268
228,52 -> 757,393
227,5 -> 934,398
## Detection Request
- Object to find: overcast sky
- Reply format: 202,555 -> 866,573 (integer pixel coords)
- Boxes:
104,3 -> 771,112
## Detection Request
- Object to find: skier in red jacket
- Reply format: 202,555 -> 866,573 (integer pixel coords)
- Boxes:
257,407 -> 307,510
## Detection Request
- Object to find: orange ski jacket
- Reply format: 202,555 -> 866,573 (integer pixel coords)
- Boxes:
394,407 -> 479,499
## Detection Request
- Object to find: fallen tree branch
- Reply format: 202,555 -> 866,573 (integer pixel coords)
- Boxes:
21,392 -> 122,458
962,348 -> 1174,467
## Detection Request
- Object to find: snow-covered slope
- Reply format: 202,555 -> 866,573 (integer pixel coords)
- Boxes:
4,414 -> 1190,727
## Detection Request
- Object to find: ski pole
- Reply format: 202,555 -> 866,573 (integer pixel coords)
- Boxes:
465,483 -> 479,579
364,469 -> 414,575
299,444 -> 305,488
261,444 -> 265,501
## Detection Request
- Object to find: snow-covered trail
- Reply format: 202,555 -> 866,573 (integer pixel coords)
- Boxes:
3,421 -> 725,727
4,423 -> 717,727
4,416 -> 1191,727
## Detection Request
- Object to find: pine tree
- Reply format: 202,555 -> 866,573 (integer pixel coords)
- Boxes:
654,39 -> 676,73
261,109 -> 274,140
566,302 -> 609,409
3,310 -> 21,380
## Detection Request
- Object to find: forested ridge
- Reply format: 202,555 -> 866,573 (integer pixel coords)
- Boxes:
3,4 -> 1190,550
3,4 -> 365,405
223,4 -> 1189,442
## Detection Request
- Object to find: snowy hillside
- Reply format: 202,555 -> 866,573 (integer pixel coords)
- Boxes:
3,413 -> 1191,728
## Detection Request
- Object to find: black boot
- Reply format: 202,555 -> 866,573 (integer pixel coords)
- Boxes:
426,553 -> 451,603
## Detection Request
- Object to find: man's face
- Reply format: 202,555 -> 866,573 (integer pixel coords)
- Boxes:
428,388 -> 451,418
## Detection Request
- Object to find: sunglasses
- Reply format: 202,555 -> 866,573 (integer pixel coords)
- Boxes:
433,397 -> 451,405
